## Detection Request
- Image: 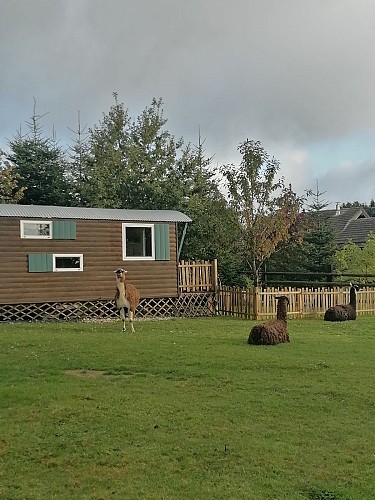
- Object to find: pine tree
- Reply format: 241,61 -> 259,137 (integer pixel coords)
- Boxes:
0,151 -> 26,203
66,111 -> 90,206
7,101 -> 71,206
124,97 -> 183,209
176,138 -> 241,276
303,181 -> 337,275
267,181 -> 337,283
81,93 -> 132,208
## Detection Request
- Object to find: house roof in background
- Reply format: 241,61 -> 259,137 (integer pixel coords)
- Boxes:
323,206 -> 369,233
322,206 -> 374,246
0,204 -> 192,223
335,218 -> 375,245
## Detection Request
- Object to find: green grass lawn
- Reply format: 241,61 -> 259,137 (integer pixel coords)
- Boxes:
0,316 -> 374,500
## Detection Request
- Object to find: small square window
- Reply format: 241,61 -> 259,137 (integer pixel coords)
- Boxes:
122,223 -> 154,260
21,220 -> 52,239
53,254 -> 83,272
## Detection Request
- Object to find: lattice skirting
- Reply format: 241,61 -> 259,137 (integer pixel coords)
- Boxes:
0,293 -> 216,322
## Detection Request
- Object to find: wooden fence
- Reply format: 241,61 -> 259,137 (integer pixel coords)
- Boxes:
216,285 -> 375,320
178,259 -> 218,293
177,260 -> 375,319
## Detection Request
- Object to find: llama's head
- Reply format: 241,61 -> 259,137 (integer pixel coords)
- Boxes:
349,283 -> 360,306
275,295 -> 290,306
349,283 -> 360,291
114,268 -> 127,279
275,295 -> 289,321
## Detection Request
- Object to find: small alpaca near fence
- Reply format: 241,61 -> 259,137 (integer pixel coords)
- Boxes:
248,295 -> 290,346
114,268 -> 140,333
324,283 -> 359,322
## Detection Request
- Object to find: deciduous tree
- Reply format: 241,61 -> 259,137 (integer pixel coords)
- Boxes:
220,139 -> 303,285
335,234 -> 375,283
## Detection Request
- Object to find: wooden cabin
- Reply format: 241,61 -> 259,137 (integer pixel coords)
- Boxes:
0,204 -> 191,319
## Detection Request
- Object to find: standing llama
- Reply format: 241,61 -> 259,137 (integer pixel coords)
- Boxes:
248,295 -> 290,346
324,283 -> 359,322
114,268 -> 140,333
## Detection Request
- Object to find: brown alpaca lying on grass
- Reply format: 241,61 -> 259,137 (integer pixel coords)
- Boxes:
248,295 -> 290,346
324,283 -> 359,322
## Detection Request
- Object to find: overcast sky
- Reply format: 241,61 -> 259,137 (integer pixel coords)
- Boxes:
1,0 -> 375,206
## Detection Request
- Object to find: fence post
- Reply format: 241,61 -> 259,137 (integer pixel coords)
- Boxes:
252,287 -> 259,320
298,288 -> 303,319
211,259 -> 219,316
212,259 -> 218,290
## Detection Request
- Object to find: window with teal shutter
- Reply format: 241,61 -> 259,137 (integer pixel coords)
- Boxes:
52,220 -> 76,239
28,253 -> 53,272
154,223 -> 170,261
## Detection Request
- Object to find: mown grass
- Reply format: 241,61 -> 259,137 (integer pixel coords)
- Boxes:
0,316 -> 374,500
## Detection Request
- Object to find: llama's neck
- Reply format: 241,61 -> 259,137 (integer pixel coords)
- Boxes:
276,300 -> 288,321
350,287 -> 357,308
116,278 -> 127,296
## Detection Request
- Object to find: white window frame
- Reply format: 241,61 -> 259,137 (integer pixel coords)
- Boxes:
122,223 -> 155,261
20,220 -> 52,239
53,254 -> 83,272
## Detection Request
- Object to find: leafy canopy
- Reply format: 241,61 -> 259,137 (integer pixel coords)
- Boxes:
221,139 -> 303,284
335,234 -> 375,283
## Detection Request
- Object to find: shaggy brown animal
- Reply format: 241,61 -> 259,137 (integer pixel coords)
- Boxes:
324,283 -> 359,322
114,268 -> 140,333
248,295 -> 290,346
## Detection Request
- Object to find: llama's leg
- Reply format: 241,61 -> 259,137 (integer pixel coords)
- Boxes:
119,308 -> 126,332
129,310 -> 135,333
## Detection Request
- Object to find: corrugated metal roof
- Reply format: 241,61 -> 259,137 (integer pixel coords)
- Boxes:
0,204 -> 192,223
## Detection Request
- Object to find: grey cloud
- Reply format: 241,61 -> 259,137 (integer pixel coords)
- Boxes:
1,0 -> 375,202
321,159 -> 375,205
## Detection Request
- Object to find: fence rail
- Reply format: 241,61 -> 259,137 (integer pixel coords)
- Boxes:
216,285 -> 375,320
